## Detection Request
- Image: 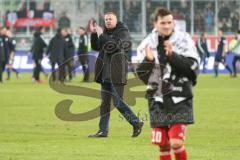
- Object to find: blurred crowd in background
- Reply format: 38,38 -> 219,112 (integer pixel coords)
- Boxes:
0,0 -> 239,51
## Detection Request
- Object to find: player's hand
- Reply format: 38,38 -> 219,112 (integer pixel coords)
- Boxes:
96,26 -> 103,37
164,40 -> 173,58
144,44 -> 154,61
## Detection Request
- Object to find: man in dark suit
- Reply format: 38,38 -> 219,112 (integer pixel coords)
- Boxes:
61,27 -> 75,82
31,27 -> 47,83
0,27 -> 6,83
47,29 -> 66,83
89,12 -> 143,138
78,26 -> 89,82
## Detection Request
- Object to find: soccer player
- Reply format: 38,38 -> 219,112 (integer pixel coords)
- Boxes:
78,26 -> 89,82
4,29 -> 19,80
31,27 -> 48,83
46,28 -> 66,83
196,32 -> 210,73
0,27 -> 6,83
214,28 -> 232,77
137,8 -> 199,160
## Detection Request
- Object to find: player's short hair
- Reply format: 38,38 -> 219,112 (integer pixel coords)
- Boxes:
104,11 -> 117,18
61,27 -> 68,32
218,28 -> 223,32
154,8 -> 172,22
79,26 -> 85,31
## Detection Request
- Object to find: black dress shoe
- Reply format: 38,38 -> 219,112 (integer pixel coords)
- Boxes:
88,131 -> 108,138
132,121 -> 144,137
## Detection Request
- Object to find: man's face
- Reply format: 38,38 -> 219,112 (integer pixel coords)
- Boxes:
104,14 -> 117,29
155,15 -> 174,36
61,29 -> 67,36
203,32 -> 207,39
218,30 -> 223,37
40,28 -> 45,33
79,28 -> 84,35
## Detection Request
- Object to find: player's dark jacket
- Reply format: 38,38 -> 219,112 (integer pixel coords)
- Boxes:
136,29 -> 199,127
31,32 -> 47,60
2,35 -> 9,60
215,37 -> 226,61
64,34 -> 75,60
8,37 -> 16,52
91,21 -> 131,84
196,37 -> 210,58
78,34 -> 88,54
216,37 -> 225,56
4,36 -> 16,63
47,32 -> 65,63
0,36 -> 5,62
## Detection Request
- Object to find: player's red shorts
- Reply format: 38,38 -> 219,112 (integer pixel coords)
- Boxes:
151,124 -> 187,146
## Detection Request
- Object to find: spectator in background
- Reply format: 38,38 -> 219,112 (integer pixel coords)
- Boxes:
43,0 -> 51,11
58,12 -> 71,29
29,0 -> 36,10
219,18 -> 231,32
204,3 -> 214,33
19,0 -> 27,12
17,0 -> 28,32
129,1 -> 141,32
146,0 -> 152,33
123,1 -> 132,31
231,11 -> 240,32
172,8 -> 184,20
218,2 -> 231,22
123,0 -> 141,32
194,10 -> 204,33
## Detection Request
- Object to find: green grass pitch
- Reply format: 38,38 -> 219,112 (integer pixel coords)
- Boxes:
0,73 -> 240,160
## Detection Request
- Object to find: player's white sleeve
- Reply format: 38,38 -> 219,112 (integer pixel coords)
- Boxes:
136,37 -> 149,63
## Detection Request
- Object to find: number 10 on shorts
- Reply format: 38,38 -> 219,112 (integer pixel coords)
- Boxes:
152,130 -> 162,143
151,128 -> 168,146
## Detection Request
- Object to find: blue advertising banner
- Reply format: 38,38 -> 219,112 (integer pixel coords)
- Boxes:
11,51 -> 237,73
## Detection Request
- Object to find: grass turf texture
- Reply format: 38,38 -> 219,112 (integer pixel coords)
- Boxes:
0,73 -> 240,160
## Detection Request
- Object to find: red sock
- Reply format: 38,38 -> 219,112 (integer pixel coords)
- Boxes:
173,146 -> 187,160
159,147 -> 171,160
